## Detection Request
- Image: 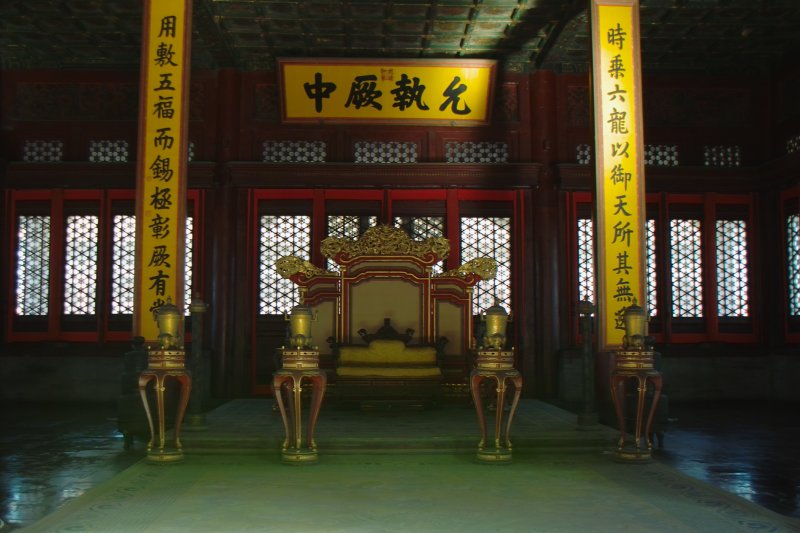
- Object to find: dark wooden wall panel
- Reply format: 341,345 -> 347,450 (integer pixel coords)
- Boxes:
0,66 -> 798,400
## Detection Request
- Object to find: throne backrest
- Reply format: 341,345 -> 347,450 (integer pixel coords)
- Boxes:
277,225 -> 495,356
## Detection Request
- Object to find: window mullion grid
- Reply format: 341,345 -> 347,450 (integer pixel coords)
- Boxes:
787,212 -> 800,319
15,214 -> 52,318
460,216 -> 512,315
185,216 -> 194,316
12,192 -> 199,340
668,216 -> 704,321
648,197 -> 668,335
576,217 -> 595,305
645,217 -> 657,318
63,215 -> 100,316
715,218 -> 749,320
259,214 -> 312,315
110,214 -> 136,316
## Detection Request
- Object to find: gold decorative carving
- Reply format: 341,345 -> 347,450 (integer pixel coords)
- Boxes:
275,256 -> 336,279
321,225 -> 450,262
439,257 -> 497,280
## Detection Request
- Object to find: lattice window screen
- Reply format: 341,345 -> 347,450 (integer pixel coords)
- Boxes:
326,215 -> 377,270
577,217 -> 657,315
786,214 -> 800,317
111,215 -> 136,314
184,216 -> 194,315
393,216 -> 445,274
646,219 -> 658,317
263,141 -> 326,163
23,140 -> 64,162
460,217 -> 511,314
393,217 -> 444,240
576,144 -> 592,165
354,141 -> 418,163
327,215 -> 376,239
15,216 -> 51,316
669,219 -> 704,318
577,218 -> 595,304
89,140 -> 129,162
703,145 -> 741,167
259,215 -> 311,315
111,215 -> 194,315
644,145 -> 679,166
444,142 -> 508,163
715,220 -> 749,317
63,216 -> 99,315
787,135 -> 800,154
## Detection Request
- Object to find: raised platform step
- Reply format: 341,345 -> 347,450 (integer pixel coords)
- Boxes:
177,399 -> 618,454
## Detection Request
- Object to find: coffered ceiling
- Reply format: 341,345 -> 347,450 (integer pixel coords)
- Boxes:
1,0 -> 799,75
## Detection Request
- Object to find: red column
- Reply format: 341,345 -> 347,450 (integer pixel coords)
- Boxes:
529,70 -> 562,398
210,69 -> 241,397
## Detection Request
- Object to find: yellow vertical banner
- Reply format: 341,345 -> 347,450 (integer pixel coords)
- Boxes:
134,0 -> 192,342
590,0 -> 646,349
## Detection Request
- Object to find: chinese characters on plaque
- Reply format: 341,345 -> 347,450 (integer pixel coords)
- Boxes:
591,1 -> 646,348
136,0 -> 190,341
280,59 -> 495,125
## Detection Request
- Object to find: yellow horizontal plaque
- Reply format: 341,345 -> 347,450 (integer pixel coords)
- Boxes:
279,58 -> 496,125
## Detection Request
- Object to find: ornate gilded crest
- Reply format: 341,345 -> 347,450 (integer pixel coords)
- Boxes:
275,256 -> 336,280
439,257 -> 497,280
321,225 -> 450,262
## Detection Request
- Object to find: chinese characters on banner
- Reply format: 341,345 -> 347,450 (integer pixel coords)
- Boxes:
134,0 -> 191,342
590,0 -> 646,349
279,59 -> 496,125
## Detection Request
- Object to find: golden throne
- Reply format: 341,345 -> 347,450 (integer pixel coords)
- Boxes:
276,225 -> 495,404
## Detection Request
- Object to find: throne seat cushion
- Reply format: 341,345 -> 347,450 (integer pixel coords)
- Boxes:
338,340 -> 437,365
337,366 -> 442,378
337,339 -> 441,378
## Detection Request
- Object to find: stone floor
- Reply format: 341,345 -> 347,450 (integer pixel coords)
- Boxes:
0,398 -> 798,531
656,400 -> 800,519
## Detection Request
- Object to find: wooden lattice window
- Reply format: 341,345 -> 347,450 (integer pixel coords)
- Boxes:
575,215 -> 658,315
15,215 -> 51,316
9,191 -> 203,341
354,141 -> 418,164
88,140 -> 129,162
258,215 -> 311,315
111,215 -> 136,315
460,216 -> 511,314
572,194 -> 754,340
669,218 -> 704,318
444,142 -> 508,163
183,217 -> 194,314
715,219 -> 749,318
646,218 -> 658,317
577,217 -> 595,304
787,213 -> 800,318
63,215 -> 99,315
111,215 -> 195,316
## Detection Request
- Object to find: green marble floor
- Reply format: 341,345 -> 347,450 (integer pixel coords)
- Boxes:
20,450 -> 798,532
8,399 -> 799,533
